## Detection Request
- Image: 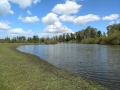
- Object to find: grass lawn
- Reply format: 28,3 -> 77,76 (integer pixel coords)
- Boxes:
0,43 -> 108,90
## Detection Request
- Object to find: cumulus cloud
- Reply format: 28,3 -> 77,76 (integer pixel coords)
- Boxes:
52,0 -> 82,15
109,21 -> 115,25
38,32 -> 62,38
102,14 -> 119,20
42,13 -> 59,25
74,14 -> 100,25
18,15 -> 40,23
9,0 -> 41,9
33,0 -> 41,4
0,0 -> 14,16
42,12 -> 73,35
109,19 -> 120,25
27,10 -> 32,15
0,22 -> 11,30
38,33 -> 56,38
9,28 -> 34,35
116,19 -> 120,24
44,22 -> 73,34
59,15 -> 75,22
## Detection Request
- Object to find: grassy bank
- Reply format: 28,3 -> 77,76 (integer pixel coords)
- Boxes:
0,43 -> 108,90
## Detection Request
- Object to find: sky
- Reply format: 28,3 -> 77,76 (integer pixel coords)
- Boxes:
0,0 -> 120,38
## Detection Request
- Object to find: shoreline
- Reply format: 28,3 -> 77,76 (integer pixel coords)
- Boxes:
0,43 -> 108,90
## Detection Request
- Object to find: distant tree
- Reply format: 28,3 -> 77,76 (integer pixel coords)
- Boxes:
66,33 -> 70,42
11,37 -> 17,43
104,23 -> 120,44
97,30 -> 102,37
55,36 -> 58,41
70,33 -> 75,40
5,36 -> 10,43
40,37 -> 44,43
33,35 -> 39,43
59,35 -> 63,42
84,26 -> 97,38
62,34 -> 65,42
103,32 -> 106,36
27,37 -> 33,43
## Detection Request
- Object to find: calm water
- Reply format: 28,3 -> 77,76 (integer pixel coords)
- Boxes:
17,43 -> 120,90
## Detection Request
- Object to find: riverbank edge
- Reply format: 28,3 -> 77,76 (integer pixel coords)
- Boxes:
0,43 -> 108,90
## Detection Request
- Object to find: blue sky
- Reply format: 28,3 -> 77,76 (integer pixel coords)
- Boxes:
0,0 -> 120,38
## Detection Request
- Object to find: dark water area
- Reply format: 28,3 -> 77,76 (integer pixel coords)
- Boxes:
17,43 -> 120,90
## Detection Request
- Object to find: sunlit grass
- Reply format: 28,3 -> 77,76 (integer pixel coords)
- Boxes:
0,43 -> 108,90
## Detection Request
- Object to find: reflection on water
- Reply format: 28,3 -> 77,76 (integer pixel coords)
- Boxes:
17,43 -> 120,90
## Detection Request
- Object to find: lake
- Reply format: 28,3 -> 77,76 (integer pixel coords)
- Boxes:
17,43 -> 120,90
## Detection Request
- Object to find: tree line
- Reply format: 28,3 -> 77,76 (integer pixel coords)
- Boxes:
0,35 -> 58,44
52,23 -> 120,45
0,23 -> 120,45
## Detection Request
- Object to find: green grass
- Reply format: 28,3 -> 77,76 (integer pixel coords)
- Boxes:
0,43 -> 108,90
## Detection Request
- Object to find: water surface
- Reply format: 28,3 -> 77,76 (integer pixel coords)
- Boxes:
17,43 -> 120,90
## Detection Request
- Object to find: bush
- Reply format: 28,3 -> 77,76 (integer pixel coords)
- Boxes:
81,38 -> 96,44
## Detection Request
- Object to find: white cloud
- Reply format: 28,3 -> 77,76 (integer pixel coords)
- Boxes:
38,33 -> 59,38
38,33 -> 53,38
42,13 -> 59,25
74,14 -> 100,25
10,10 -> 14,14
44,21 -> 73,34
116,20 -> 120,24
9,0 -> 41,9
0,22 -> 11,30
52,0 -> 82,15
71,0 -> 85,1
102,14 -> 119,20
59,15 -> 75,22
27,10 -> 32,15
109,21 -> 115,25
42,12 -> 73,35
0,0 -> 14,16
33,0 -> 41,4
108,19 -> 120,25
9,28 -> 34,35
18,15 -> 40,23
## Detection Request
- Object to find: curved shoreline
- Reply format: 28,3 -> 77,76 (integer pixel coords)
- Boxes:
0,43 -> 108,90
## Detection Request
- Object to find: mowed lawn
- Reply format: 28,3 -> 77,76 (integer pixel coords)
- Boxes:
0,43 -> 108,90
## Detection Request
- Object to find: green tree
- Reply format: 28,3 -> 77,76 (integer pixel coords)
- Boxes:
27,37 -> 33,43
70,33 -> 75,40
33,35 -> 39,43
11,37 -> 17,43
66,33 -> 70,42
5,36 -> 10,43
62,34 -> 65,42
97,30 -> 102,37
